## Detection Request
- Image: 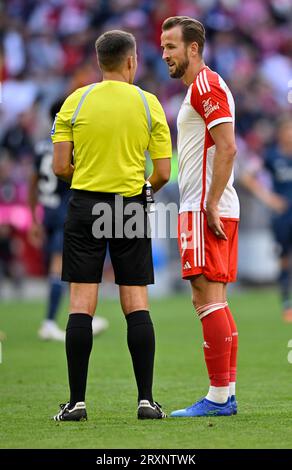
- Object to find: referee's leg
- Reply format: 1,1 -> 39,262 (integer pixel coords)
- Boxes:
120,285 -> 156,404
65,283 -> 98,410
110,206 -> 166,418
53,194 -> 107,421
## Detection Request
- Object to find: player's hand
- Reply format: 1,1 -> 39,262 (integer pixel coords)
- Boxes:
28,222 -> 44,248
206,205 -> 227,240
268,193 -> 288,214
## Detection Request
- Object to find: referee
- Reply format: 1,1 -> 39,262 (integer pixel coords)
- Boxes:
51,30 -> 172,421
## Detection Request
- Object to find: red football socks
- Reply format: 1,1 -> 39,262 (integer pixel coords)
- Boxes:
225,305 -> 238,384
201,307 -> 232,387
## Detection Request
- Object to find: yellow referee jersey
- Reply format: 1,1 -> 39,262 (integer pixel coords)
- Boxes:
51,81 -> 172,197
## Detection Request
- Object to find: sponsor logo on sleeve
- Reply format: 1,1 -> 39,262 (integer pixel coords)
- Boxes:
202,97 -> 220,119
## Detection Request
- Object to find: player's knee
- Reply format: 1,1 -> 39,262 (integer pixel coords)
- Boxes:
121,299 -> 148,315
191,285 -> 206,310
191,295 -> 198,311
70,304 -> 96,315
49,253 -> 62,274
191,281 -> 205,304
119,286 -> 148,315
70,297 -> 97,315
69,283 -> 98,315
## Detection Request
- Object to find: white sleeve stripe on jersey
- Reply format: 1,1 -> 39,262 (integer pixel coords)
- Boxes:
203,69 -> 211,92
196,71 -> 211,95
207,117 -> 233,130
196,76 -> 203,95
199,72 -> 207,94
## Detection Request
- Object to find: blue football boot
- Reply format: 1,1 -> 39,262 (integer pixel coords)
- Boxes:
170,397 -> 233,417
230,395 -> 237,415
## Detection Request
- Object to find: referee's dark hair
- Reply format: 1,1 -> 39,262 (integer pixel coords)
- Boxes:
95,30 -> 136,71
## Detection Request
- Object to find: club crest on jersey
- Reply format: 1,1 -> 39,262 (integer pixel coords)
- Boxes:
202,97 -> 220,119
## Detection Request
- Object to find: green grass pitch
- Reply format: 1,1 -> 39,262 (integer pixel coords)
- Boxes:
1,289 -> 292,449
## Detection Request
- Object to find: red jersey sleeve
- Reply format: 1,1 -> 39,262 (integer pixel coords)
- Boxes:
190,69 -> 233,130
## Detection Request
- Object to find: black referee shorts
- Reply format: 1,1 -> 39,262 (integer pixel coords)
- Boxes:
62,190 -> 154,285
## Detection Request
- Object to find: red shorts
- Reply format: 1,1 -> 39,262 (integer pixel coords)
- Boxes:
178,211 -> 239,283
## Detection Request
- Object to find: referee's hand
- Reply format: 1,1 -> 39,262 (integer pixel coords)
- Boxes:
206,205 -> 227,240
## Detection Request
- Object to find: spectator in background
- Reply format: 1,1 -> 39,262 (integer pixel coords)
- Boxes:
239,118 -> 292,321
1,0 -> 292,288
0,154 -> 27,292
1,109 -> 34,161
2,0 -> 292,147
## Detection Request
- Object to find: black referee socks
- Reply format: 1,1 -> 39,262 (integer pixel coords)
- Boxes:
126,310 -> 155,402
65,313 -> 93,408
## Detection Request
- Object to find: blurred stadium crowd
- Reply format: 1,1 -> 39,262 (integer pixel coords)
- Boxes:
0,0 -> 292,292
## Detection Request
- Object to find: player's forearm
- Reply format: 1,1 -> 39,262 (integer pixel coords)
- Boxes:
54,164 -> 74,184
28,176 -> 39,223
147,158 -> 171,192
147,173 -> 169,192
29,201 -> 38,223
240,173 -> 270,202
240,172 -> 287,212
207,149 -> 235,209
28,193 -> 38,222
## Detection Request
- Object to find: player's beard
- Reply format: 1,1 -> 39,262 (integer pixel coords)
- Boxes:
169,55 -> 189,79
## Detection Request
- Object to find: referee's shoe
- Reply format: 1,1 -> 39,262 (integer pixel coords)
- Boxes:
53,402 -> 87,421
137,400 -> 167,419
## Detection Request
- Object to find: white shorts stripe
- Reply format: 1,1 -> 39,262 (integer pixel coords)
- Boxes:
197,211 -> 201,266
201,212 -> 205,266
193,212 -> 197,267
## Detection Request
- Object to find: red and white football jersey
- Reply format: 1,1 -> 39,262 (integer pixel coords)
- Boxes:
177,66 -> 240,219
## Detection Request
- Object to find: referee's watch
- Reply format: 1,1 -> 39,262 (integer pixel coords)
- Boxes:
142,181 -> 155,211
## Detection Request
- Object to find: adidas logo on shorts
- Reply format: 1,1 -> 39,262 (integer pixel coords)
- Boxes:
183,261 -> 192,270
